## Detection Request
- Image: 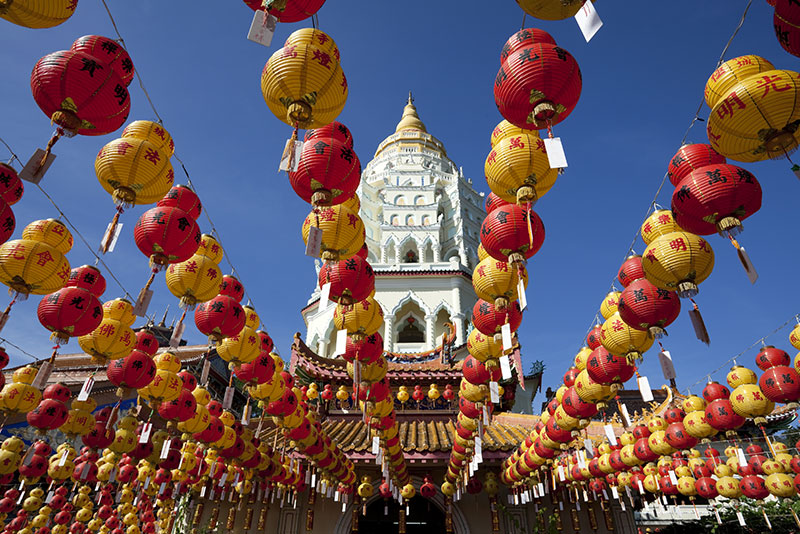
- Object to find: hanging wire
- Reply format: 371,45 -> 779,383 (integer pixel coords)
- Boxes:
577,0 -> 754,349
683,313 -> 800,393
0,337 -> 40,363
98,0 -> 270,332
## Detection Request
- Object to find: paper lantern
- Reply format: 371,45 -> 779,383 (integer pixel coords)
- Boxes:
574,369 -> 616,404
617,278 -> 680,338
514,0 -> 593,20
705,55 -> 775,109
774,0 -> 800,58
341,332 -> 383,364
586,346 -> 635,385
472,299 -> 523,338
740,475 -> 769,500
642,231 -> 714,297
466,328 -> 504,365
600,311 -> 654,362
217,326 -> 261,367
704,398 -> 745,434
494,28 -> 581,129
261,29 -> 347,129
165,253 -> 223,309
31,48 -> 131,136
96,138 -> 174,208
472,257 -> 528,311
333,296 -> 383,342
194,294 -> 245,342
106,350 -> 156,394
71,35 -> 134,87
317,255 -> 374,305
480,204 -> 545,266
301,204 -> 365,261
37,286 -> 104,343
617,254 -> 645,288
134,206 -> 200,268
243,0 -> 325,22
484,131 -> 556,205
756,346 -> 791,370
65,264 -> 105,297
304,120 -> 353,148
289,136 -> 360,206
759,365 -> 800,405
730,383 -> 775,423
0,0 -> 78,28
78,317 -> 134,364
667,143 -> 727,186
640,210 -> 680,246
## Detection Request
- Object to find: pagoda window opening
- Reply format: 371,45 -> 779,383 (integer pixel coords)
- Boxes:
421,215 -> 431,226
414,195 -> 425,205
433,308 -> 452,344
390,215 -> 399,226
405,215 -> 415,226
394,195 -> 406,205
398,317 -> 424,343
400,241 -> 419,263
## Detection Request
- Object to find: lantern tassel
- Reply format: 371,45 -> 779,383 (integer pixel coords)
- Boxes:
100,206 -> 124,254
526,201 -> 533,249
38,128 -> 64,173
0,294 -> 18,334
688,299 -> 710,345
729,236 -> 758,284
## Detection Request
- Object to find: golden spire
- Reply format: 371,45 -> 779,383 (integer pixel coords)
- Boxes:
395,91 -> 427,133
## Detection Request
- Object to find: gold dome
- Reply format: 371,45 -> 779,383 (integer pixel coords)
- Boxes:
396,92 -> 427,132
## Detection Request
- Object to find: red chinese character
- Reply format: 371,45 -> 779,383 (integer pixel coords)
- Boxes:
185,261 -> 198,273
361,300 -> 370,310
282,45 -> 298,58
697,238 -> 710,252
153,126 -> 166,139
9,242 -> 25,260
657,214 -> 671,225
495,262 -> 508,272
756,74 -> 791,97
509,137 -> 525,149
341,72 -> 347,94
143,148 -> 161,164
347,214 -> 358,228
642,222 -> 652,235
487,150 -> 497,165
116,141 -> 134,155
477,266 -> 486,277
668,238 -> 687,252
715,92 -> 746,120
317,34 -> 329,45
35,250 -> 54,267
98,323 -> 116,337
211,244 -> 220,253
535,139 -> 546,152
644,249 -> 657,263
612,320 -> 624,332
207,268 -> 218,280
312,50 -> 332,69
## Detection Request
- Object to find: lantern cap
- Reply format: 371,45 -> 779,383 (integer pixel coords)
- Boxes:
396,92 -> 426,133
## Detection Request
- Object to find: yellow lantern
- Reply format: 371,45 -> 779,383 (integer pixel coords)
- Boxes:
138,352 -> 181,405
599,291 -> 621,320
0,229 -> 70,295
789,323 -> 800,350
640,210 -> 681,246
682,410 -> 717,440
397,385 -> 409,403
554,384 -> 567,403
261,28 -> 347,129
242,306 -> 260,329
477,243 -> 489,262
0,0 -> 78,28
574,370 -> 616,404
196,234 -> 224,264
490,119 -> 526,147
22,219 -> 73,254
515,0 -> 594,20
78,318 -> 134,364
95,135 -> 174,206
642,231 -> 714,297
574,347 -> 592,370
217,326 -> 261,367
466,328 -> 503,364
716,476 -> 742,499
705,55 -> 775,108
472,257 -> 528,311
335,385 -> 349,401
730,383 -> 775,423
102,298 -> 136,326
0,366 -> 41,415
765,473 -> 795,498
347,358 -> 387,384
340,193 -> 360,214
682,395 -> 705,413
333,296 -> 383,341
648,431 -> 676,456
677,476 -> 697,497
620,444 -> 642,467
60,398 -> 95,437
485,131 -> 557,205
726,365 -> 757,388
706,59 -> 800,161
165,253 -> 222,309
600,311 -> 654,362
122,121 -> 175,156
302,204 -> 365,261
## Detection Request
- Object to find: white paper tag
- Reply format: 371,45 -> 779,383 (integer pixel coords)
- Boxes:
241,404 -> 250,425
77,376 -> 95,402
543,137 -> 568,169
222,386 -> 234,410
620,403 -> 632,427
200,359 -> 211,385
133,288 -> 154,317
517,278 -> 527,311
611,486 -> 619,499
474,437 -> 483,464
575,500 -> 581,511
538,483 -> 544,496
160,439 -> 171,461
637,480 -> 645,495
31,360 -> 54,390
279,139 -> 304,172
658,350 -> 676,380
501,323 -> 513,352
558,501 -> 564,511
637,376 -> 654,402
489,381 -> 500,403
482,405 -> 490,427
558,465 -> 565,482
499,355 -> 512,380
604,424 -> 618,446
584,438 -> 594,457
139,423 -> 152,444
583,489 -> 589,502
333,329 -> 347,357
577,450 -> 586,469
668,470 -> 678,486
602,489 -> 608,500
737,448 -> 747,466
169,321 -> 185,348
247,11 -> 277,47
736,510 -> 746,526
19,148 -> 55,184
219,472 -> 227,487
574,1 -> 603,42
620,500 -> 626,511
305,225 -> 323,258
58,449 -> 68,467
372,436 -> 380,456
714,507 -> 721,524
319,282 -> 331,311
100,222 -> 123,253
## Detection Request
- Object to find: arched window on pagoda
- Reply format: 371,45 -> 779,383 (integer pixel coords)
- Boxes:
397,317 -> 424,343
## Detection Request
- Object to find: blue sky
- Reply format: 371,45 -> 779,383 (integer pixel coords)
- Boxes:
0,1 -> 798,404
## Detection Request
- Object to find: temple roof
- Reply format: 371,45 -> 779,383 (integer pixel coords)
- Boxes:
395,93 -> 427,133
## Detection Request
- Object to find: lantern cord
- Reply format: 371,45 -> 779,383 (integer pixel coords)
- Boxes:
520,13 -> 527,31
99,0 -> 165,125
682,312 -> 800,394
0,136 -> 19,166
0,337 -> 41,363
576,0 -> 754,352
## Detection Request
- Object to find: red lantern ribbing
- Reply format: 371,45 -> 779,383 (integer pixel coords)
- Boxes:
472,299 -> 523,338
617,255 -> 645,288
243,0 -> 326,22
133,205 -> 201,269
194,294 -> 245,343
318,255 -> 375,306
289,136 -> 361,206
617,277 -> 681,338
480,204 -> 545,267
667,144 -> 727,186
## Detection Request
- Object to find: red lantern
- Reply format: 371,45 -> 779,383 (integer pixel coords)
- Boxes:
37,286 -> 104,343
702,381 -> 730,402
617,278 -> 681,338
258,330 -> 274,353
134,206 -> 200,268
480,205 -> 545,266
756,346 -> 791,370
664,422 -> 698,450
617,255 -> 645,288
671,164 -> 762,238
234,351 -> 276,385
194,294 -> 245,342
759,365 -> 800,404
0,163 -> 24,206
0,197 -> 14,246
159,388 -> 196,424
458,396 -> 481,419
442,384 -> 455,401
563,367 -> 579,387
485,192 -> 511,214
774,1 -> 800,58
194,416 -> 223,444
664,406 -> 685,423
219,275 -> 245,302
106,350 -> 156,393
70,36 -> 135,87
587,347 -> 635,385
545,418 -> 571,444
290,137 -> 361,206
494,28 -> 582,130
317,255 -> 374,305
667,144 -> 726,186
609,451 -> 627,472
243,0 -> 326,22
65,265 -> 106,297
27,384 -> 70,431
560,386 -> 598,420
586,325 -> 603,350
31,49 -> 131,136
634,438 -> 658,462
156,185 -> 201,221
463,355 -> 501,385
342,332 -> 382,364
704,398 -> 745,432
304,121 -> 353,148
740,475 -> 769,500
472,299 -> 523,338
134,329 -> 159,356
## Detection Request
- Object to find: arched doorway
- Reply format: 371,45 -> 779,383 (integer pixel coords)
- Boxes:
359,495 -> 445,534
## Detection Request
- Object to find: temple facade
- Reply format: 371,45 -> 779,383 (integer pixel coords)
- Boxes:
302,95 -> 486,357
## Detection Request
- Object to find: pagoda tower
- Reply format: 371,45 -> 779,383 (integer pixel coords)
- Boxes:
303,94 -> 486,356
